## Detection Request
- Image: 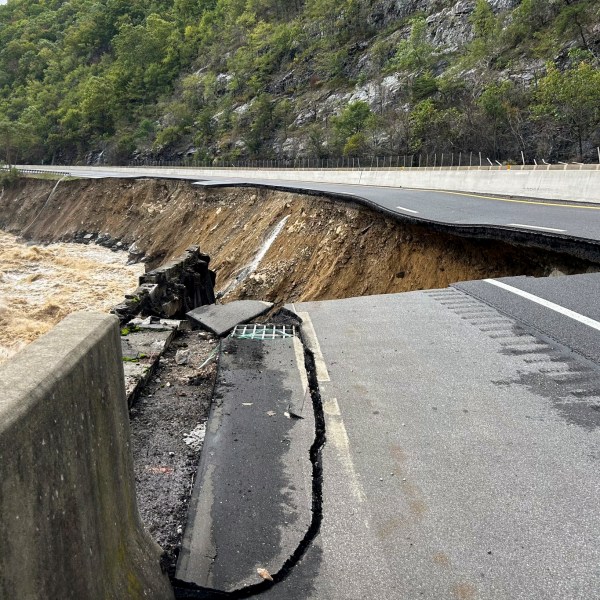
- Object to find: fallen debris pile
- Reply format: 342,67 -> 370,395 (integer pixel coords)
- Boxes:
114,246 -> 216,323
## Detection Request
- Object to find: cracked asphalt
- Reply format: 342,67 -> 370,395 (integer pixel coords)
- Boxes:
175,273 -> 600,599
274,279 -> 600,599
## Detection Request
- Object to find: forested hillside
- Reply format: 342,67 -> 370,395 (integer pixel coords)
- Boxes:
1,0 -> 600,165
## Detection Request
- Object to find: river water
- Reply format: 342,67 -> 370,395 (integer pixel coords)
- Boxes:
0,232 -> 144,365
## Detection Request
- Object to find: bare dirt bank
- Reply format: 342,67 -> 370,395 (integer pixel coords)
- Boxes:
1,178 -> 598,306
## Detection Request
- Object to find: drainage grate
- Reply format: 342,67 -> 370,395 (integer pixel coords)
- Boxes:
231,324 -> 296,340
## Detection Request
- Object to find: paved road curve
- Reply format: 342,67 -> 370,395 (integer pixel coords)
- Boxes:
197,176 -> 600,247
17,166 -> 600,253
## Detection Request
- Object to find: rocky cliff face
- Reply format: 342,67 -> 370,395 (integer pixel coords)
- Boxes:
2,0 -> 599,165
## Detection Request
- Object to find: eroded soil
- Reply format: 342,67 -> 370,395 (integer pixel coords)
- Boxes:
1,178 -> 597,310
129,329 -> 218,577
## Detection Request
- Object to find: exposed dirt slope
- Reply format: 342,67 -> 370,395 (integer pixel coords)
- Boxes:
1,178 -> 597,305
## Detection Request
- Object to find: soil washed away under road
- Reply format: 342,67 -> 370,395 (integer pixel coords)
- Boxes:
1,177 -> 599,339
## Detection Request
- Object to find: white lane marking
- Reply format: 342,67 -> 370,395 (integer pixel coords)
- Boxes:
507,223 -> 566,233
484,279 -> 600,332
292,337 -> 309,398
396,205 -> 419,214
297,311 -> 330,382
323,397 -> 366,503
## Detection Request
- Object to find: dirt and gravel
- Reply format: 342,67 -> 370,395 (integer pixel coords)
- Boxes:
129,328 -> 219,577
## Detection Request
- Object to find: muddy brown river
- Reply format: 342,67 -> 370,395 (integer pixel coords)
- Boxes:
0,231 -> 143,364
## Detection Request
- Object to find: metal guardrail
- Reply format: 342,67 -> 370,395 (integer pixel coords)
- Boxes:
12,163 -> 600,173
5,167 -> 71,176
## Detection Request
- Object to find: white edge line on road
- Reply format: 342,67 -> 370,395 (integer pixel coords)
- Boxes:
296,311 -> 331,382
396,205 -> 419,214
507,223 -> 567,233
292,337 -> 309,398
323,397 -> 366,503
484,279 -> 600,332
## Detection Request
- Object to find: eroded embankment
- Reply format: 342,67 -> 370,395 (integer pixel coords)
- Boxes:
1,178 -> 598,308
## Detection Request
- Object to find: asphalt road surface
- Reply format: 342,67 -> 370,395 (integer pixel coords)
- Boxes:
197,176 -> 600,246
18,166 -> 600,249
269,275 -> 600,599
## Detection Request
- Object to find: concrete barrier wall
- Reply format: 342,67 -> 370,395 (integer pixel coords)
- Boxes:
0,312 -> 174,600
20,164 -> 600,204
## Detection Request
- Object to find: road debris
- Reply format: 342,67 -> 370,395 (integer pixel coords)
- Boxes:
184,423 -> 206,451
175,348 -> 190,365
257,568 -> 273,581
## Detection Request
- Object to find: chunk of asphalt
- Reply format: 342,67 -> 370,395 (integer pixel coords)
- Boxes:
186,301 -> 274,337
176,335 -> 314,593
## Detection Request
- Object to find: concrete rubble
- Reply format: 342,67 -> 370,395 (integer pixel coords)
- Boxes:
121,319 -> 183,406
113,246 -> 216,323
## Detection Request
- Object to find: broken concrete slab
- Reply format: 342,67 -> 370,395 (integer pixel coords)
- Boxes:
176,335 -> 313,593
112,246 -> 216,323
128,316 -> 191,332
186,300 -> 273,337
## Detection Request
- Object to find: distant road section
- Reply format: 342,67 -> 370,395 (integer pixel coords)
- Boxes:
195,177 -> 600,251
17,165 -> 600,261
17,163 -> 600,203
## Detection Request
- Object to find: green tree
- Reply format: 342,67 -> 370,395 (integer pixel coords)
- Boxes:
80,76 -> 116,134
532,61 -> 600,158
244,93 -> 275,157
554,1 -> 598,59
388,16 -> 435,74
0,120 -> 37,166
409,99 -> 464,155
467,0 -> 502,66
332,101 -> 375,147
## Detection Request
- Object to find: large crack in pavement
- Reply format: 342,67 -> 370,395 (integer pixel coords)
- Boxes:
172,320 -> 327,599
